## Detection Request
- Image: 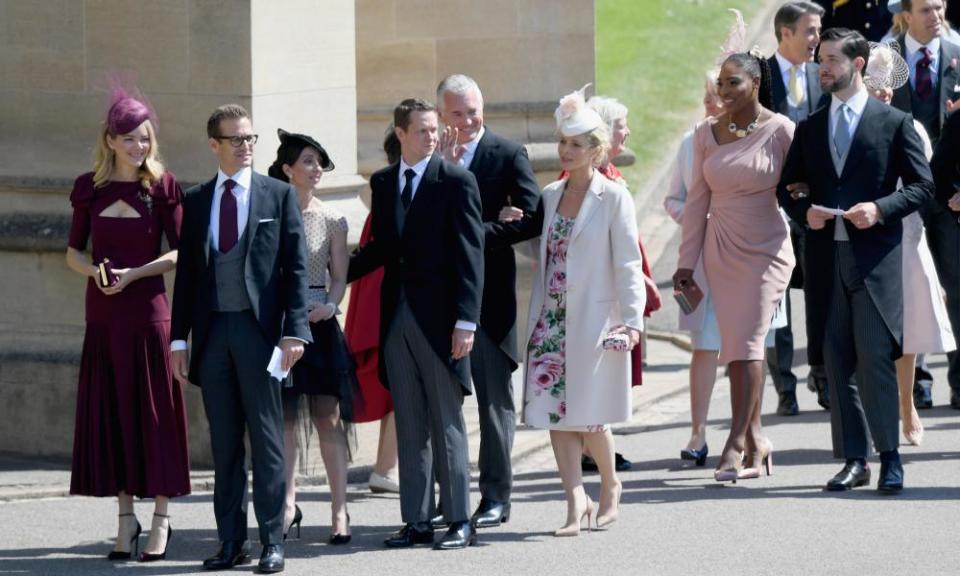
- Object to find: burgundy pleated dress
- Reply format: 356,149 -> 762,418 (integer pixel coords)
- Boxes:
68,171 -> 191,498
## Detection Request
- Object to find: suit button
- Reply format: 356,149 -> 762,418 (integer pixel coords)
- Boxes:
865,22 -> 871,29
399,257 -> 405,264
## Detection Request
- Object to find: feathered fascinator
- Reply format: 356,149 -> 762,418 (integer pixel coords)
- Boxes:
865,42 -> 910,91
103,75 -> 157,135
716,9 -> 747,66
555,83 -> 604,136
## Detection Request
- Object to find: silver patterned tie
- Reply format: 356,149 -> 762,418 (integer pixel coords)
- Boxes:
834,104 -> 852,159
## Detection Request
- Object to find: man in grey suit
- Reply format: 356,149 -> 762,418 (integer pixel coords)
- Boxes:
349,98 -> 485,550
171,104 -> 310,573
435,74 -> 542,529
767,1 -> 831,416
890,0 -> 960,409
779,29 -> 934,493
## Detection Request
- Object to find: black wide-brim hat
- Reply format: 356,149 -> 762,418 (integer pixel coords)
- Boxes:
276,128 -> 335,171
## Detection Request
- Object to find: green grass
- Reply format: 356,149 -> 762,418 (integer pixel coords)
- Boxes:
596,0 -> 767,195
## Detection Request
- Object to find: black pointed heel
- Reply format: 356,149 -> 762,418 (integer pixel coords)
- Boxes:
284,505 -> 303,541
329,513 -> 351,545
107,513 -> 141,560
138,514 -> 172,562
680,444 -> 709,466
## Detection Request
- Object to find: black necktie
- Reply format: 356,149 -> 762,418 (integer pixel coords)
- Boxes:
401,168 -> 415,210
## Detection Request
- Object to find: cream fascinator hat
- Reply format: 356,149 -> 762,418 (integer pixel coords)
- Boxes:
555,84 -> 604,137
865,42 -> 910,91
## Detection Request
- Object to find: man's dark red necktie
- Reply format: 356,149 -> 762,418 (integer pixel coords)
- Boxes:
219,179 -> 238,253
917,47 -> 934,101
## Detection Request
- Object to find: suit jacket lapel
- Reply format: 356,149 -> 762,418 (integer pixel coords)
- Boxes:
939,43 -> 960,118
376,164 -> 401,242
467,130 -> 493,173
570,173 -> 603,242
198,177 -> 216,266
402,155 -> 440,237
768,56 -> 788,115
243,173 -> 263,255
539,186 -> 561,286
839,98 -> 881,181
806,63 -> 822,113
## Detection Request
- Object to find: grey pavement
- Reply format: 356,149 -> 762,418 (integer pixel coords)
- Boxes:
2,335 -> 959,575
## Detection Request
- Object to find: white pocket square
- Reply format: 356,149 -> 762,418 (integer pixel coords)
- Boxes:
258,218 -> 276,223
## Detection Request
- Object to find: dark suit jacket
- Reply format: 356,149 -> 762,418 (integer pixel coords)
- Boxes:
467,129 -> 541,366
930,110 -> 960,213
891,35 -> 960,141
767,56 -> 828,117
171,171 -> 311,384
815,0 -> 892,42
777,97 -> 934,363
348,154 -> 484,393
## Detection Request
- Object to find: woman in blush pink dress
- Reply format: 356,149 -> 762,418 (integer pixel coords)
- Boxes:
673,52 -> 795,482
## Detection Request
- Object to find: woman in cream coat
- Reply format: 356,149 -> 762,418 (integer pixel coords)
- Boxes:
515,86 -> 645,537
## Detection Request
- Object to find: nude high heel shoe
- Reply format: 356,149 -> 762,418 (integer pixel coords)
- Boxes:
596,482 -> 622,529
554,497 -> 594,537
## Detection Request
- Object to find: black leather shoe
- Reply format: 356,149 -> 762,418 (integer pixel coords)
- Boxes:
951,390 -> 960,410
581,454 -> 598,472
583,453 -> 631,472
914,380 -> 934,409
471,499 -> 510,528
877,453 -> 904,494
776,391 -> 799,416
257,544 -> 284,574
433,521 -> 477,550
384,523 -> 434,548
824,460 -> 871,491
202,541 -> 251,570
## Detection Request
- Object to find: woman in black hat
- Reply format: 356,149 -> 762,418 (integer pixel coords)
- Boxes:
269,129 -> 356,544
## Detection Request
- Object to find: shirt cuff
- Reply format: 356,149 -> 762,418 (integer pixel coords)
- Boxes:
281,337 -> 309,345
170,339 -> 188,352
455,320 -> 477,332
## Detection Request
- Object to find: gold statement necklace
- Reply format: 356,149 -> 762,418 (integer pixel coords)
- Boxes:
727,112 -> 761,138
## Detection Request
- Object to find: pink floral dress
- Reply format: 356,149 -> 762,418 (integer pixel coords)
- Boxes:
524,214 -> 605,432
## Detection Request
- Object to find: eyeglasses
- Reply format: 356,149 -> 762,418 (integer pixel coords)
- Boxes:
216,134 -> 259,147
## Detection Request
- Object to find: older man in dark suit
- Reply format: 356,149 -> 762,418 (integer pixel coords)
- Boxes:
767,1 -> 831,415
779,28 -> 934,493
171,104 -> 310,573
434,74 -> 541,529
349,98 -> 485,550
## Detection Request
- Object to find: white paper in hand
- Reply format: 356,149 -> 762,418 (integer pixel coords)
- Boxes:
266,346 -> 290,381
812,204 -> 845,216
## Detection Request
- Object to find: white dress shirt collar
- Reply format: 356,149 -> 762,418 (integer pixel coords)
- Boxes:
216,166 -> 252,192
774,50 -> 806,76
905,33 -> 941,60
397,155 -> 431,200
830,86 -> 869,119
459,126 -> 485,168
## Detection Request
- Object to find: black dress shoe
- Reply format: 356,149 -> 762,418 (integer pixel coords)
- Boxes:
582,453 -> 631,472
257,544 -> 284,574
471,499 -> 510,528
825,460 -> 871,491
877,453 -> 904,494
914,380 -> 934,409
202,541 -> 251,570
776,391 -> 799,416
951,390 -> 960,410
384,523 -> 434,548
433,521 -> 477,550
